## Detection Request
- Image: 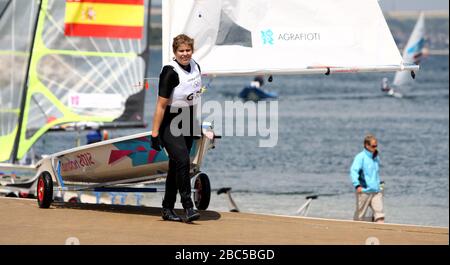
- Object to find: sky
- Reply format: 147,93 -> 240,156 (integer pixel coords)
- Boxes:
152,0 -> 449,11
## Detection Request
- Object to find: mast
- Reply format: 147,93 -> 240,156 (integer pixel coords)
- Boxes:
11,0 -> 42,164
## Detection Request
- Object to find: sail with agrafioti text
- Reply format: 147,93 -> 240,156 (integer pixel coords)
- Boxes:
163,0 -> 418,76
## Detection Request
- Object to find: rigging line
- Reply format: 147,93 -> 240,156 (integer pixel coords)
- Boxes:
35,2 -> 128,107
106,18 -> 140,95
136,32 -> 144,94
28,77 -> 60,128
26,93 -> 67,127
43,53 -> 101,92
42,27 -> 114,92
61,59 -> 109,94
76,0 -> 142,94
6,53 -> 13,134
78,22 -> 126,92
130,0 -> 150,95
43,7 -> 113,88
56,54 -> 125,96
137,0 -> 152,94
129,38 -> 140,92
72,60 -> 113,94
109,40 -> 134,94
69,59 -> 115,94
30,59 -> 107,123
132,32 -> 143,93
118,36 -> 138,94
38,58 -> 135,105
58,54 -> 133,99
136,58 -> 145,94
75,17 -> 133,95
26,96 -> 111,124
113,38 -> 135,94
38,59 -> 99,100
97,59 -> 136,94
45,51 -> 107,94
133,16 -> 145,93
30,93 -> 50,119
93,38 -> 131,96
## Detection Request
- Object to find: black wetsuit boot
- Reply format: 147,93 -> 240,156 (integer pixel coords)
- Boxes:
162,208 -> 181,222
185,208 -> 200,222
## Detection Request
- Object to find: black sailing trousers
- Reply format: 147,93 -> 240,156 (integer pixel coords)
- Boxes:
159,106 -> 198,209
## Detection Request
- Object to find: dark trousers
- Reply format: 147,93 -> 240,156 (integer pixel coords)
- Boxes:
160,125 -> 194,209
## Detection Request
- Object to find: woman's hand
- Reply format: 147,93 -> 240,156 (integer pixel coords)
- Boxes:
151,135 -> 162,151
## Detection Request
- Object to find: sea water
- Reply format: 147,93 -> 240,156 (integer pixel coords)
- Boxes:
35,51 -> 449,227
151,51 -> 449,227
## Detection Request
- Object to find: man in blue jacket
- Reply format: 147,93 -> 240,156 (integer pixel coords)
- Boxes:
350,134 -> 385,223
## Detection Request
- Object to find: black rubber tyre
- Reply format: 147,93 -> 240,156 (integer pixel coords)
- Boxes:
37,172 -> 53,208
193,172 -> 211,210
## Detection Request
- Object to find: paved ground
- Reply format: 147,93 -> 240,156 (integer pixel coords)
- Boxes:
0,197 -> 447,245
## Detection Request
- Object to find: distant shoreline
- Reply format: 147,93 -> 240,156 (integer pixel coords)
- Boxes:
427,49 -> 450,55
150,6 -> 448,19
385,10 -> 449,19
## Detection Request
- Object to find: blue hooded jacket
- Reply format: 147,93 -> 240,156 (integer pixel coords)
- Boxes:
350,149 -> 381,193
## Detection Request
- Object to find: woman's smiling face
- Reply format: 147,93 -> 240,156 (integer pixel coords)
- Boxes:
174,43 -> 193,66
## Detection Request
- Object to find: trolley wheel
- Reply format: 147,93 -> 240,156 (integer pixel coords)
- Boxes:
193,172 -> 211,210
37,172 -> 53,208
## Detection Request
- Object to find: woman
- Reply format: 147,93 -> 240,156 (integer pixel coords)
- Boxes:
151,34 -> 202,222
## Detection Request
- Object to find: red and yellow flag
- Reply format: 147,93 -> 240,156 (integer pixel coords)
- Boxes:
64,0 -> 145,39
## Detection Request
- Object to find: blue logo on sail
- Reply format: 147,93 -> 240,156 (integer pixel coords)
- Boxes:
261,29 -> 274,45
407,38 -> 425,55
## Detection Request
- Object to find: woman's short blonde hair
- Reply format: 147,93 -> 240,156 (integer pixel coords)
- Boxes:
172,34 -> 194,53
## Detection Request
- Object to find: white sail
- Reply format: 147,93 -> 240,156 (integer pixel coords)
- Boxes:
163,0 -> 417,76
0,0 -> 39,163
393,12 -> 426,87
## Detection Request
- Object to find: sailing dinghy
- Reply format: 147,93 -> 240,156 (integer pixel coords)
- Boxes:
0,0 -> 173,202
392,13 -> 427,89
382,12 -> 427,97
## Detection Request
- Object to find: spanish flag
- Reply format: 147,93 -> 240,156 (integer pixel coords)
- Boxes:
64,0 -> 145,39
